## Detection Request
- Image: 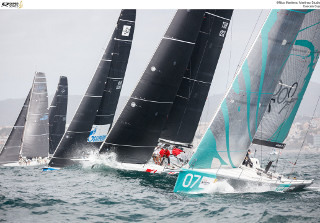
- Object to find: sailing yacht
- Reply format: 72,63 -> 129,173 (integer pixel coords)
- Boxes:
0,72 -> 50,166
49,76 -> 68,155
174,9 -> 320,193
98,9 -> 206,168
47,10 -> 136,169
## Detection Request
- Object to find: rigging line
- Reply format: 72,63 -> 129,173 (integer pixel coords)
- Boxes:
289,94 -> 320,177
235,9 -> 265,75
225,14 -> 233,91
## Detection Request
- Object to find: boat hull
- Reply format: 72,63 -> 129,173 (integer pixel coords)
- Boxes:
173,167 -> 313,194
1,159 -> 49,167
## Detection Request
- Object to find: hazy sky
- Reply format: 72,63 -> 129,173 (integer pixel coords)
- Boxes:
0,9 -> 319,102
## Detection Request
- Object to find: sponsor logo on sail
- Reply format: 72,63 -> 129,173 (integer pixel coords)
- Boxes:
121,25 -> 131,36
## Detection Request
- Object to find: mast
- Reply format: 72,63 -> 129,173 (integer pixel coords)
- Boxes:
252,10 -> 320,148
49,76 -> 68,154
0,89 -> 31,164
49,10 -> 136,167
189,10 -> 310,170
21,72 -> 49,159
159,10 -> 234,147
99,10 -> 206,164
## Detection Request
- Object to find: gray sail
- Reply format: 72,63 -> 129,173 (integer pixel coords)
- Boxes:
0,90 -> 31,164
49,76 -> 68,154
189,10 -> 311,169
21,72 -> 49,158
253,10 -> 320,148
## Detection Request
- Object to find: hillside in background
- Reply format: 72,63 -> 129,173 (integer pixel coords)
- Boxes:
0,81 -> 319,127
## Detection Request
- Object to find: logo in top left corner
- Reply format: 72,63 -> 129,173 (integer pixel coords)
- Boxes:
1,0 -> 23,8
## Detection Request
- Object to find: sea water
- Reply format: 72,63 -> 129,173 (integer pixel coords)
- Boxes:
0,151 -> 319,222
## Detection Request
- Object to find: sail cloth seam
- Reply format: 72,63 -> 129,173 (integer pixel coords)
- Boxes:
205,12 -> 231,21
130,97 -> 173,104
162,37 -> 195,45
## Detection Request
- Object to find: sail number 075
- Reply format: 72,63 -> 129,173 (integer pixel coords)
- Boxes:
182,173 -> 202,188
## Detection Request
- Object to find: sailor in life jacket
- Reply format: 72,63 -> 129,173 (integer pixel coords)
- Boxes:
242,149 -> 253,168
152,143 -> 162,165
159,146 -> 171,166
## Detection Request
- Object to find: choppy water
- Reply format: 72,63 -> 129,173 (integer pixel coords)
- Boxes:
1,151 -> 320,223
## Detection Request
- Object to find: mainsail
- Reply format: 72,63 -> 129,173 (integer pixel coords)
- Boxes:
49,76 -> 68,154
21,72 -> 49,159
49,10 -> 136,167
0,90 -> 31,164
253,10 -> 320,148
88,10 -> 136,146
189,10 -> 310,169
159,10 -> 234,146
99,10 -> 206,164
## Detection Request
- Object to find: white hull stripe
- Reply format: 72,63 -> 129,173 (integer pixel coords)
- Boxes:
183,76 -> 211,84
162,37 -> 195,45
131,97 -> 173,104
205,12 -> 231,21
114,38 -> 132,42
101,59 -> 112,62
119,19 -> 135,23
